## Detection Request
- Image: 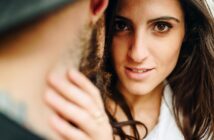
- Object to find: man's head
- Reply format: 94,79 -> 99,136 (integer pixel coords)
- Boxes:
0,0 -> 108,74
0,1 -> 108,139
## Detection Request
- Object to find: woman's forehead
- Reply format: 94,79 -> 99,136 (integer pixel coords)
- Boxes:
116,0 -> 184,21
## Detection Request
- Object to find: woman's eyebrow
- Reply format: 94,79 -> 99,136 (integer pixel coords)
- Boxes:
115,15 -> 132,23
115,15 -> 133,25
148,16 -> 180,23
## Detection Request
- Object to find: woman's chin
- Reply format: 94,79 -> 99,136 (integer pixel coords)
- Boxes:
124,82 -> 154,96
122,81 -> 164,98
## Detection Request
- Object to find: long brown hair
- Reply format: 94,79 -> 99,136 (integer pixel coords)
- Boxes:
98,0 -> 214,140
169,0 -> 214,139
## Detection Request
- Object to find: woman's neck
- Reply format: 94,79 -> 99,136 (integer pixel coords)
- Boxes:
113,82 -> 164,135
120,83 -> 164,113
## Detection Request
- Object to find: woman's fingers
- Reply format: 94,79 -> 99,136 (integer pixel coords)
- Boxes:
47,74 -> 102,117
49,114 -> 90,140
67,70 -> 104,108
45,70 -> 113,140
45,89 -> 108,135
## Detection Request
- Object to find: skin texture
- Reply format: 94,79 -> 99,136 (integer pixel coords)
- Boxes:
112,0 -> 185,97
110,0 -> 185,135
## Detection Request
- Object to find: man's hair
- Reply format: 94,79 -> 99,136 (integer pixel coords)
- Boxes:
0,0 -> 76,35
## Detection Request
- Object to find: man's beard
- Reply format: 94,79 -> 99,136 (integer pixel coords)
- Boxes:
61,17 -> 104,84
59,22 -> 94,72
79,17 -> 105,79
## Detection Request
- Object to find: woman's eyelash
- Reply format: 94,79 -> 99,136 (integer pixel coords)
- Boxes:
113,18 -> 173,34
153,21 -> 173,32
113,19 -> 131,32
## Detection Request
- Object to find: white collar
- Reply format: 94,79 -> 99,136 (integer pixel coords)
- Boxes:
144,84 -> 184,140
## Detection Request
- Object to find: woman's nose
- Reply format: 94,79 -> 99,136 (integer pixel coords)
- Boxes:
127,32 -> 149,63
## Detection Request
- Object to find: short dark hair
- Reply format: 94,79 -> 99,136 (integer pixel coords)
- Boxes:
0,0 -> 76,35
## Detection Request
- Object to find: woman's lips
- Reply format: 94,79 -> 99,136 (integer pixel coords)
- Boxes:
125,67 -> 154,80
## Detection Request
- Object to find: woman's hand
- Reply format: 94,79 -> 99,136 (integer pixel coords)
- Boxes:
45,70 -> 113,140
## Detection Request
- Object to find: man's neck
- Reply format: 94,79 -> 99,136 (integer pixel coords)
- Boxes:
0,58 -> 55,139
0,6 -> 85,138
0,45 -> 69,140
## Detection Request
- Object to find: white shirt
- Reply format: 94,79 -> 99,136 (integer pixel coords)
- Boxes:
144,85 -> 184,140
206,0 -> 214,16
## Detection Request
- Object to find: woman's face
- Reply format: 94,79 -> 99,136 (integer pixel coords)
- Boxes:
112,0 -> 185,95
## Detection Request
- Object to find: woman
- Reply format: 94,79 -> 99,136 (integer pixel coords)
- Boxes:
45,0 -> 214,140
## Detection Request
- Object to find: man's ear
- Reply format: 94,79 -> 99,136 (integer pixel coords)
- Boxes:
90,0 -> 108,23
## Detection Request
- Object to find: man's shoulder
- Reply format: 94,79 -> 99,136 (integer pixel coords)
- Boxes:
0,112 -> 44,140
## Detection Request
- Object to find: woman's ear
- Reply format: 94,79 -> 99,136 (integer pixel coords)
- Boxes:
90,0 -> 109,23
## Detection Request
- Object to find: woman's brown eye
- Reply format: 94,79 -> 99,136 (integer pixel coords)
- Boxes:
154,22 -> 172,33
114,20 -> 129,32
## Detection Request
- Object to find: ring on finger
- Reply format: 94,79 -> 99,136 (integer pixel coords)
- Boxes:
93,110 -> 106,124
